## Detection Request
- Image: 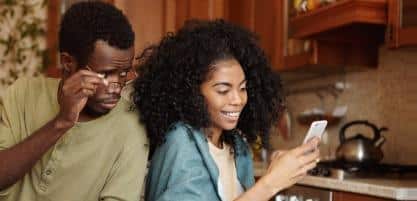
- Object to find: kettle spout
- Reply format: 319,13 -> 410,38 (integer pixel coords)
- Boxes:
375,136 -> 385,147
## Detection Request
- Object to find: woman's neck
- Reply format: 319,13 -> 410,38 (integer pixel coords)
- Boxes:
205,127 -> 223,148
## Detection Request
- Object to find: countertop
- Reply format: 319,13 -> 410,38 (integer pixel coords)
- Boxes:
254,162 -> 417,200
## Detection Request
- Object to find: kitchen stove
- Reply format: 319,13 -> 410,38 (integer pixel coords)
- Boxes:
309,160 -> 417,179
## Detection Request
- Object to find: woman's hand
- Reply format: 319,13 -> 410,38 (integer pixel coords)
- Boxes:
262,138 -> 320,193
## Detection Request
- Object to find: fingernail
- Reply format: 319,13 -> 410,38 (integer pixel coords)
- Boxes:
97,74 -> 105,78
103,79 -> 108,86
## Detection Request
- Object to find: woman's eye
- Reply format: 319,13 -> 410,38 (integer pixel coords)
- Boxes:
240,87 -> 247,91
217,90 -> 228,95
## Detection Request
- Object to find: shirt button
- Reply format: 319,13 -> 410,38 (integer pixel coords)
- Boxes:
45,169 -> 52,175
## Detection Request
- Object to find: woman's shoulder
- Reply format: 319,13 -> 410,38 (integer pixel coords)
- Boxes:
152,122 -> 205,162
163,122 -> 202,147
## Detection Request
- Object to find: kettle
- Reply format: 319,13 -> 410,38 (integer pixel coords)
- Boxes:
336,120 -> 388,164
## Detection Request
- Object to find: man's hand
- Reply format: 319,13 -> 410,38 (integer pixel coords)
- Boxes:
56,70 -> 105,127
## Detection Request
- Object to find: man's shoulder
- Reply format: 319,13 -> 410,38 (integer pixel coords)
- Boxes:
107,99 -> 148,143
3,76 -> 58,103
9,76 -> 58,89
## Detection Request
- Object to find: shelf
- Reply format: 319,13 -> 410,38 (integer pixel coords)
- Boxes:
282,40 -> 379,71
290,0 -> 387,39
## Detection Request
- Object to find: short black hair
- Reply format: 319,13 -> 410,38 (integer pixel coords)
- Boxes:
133,19 -> 284,150
59,1 -> 134,67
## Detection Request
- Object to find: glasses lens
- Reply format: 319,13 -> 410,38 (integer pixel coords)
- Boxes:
108,82 -> 125,89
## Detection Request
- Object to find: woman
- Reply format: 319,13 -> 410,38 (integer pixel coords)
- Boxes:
133,19 -> 320,201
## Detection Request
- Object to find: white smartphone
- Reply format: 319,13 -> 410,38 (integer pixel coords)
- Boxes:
302,120 -> 328,144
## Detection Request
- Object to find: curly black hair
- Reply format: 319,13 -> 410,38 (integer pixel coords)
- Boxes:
59,1 -> 134,67
133,19 -> 284,150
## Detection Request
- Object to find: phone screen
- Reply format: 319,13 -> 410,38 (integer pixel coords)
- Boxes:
302,120 -> 328,144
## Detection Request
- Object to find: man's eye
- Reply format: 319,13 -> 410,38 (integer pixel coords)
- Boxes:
103,72 -> 110,79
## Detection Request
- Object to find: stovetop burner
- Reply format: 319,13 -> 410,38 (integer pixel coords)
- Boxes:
308,160 -> 417,179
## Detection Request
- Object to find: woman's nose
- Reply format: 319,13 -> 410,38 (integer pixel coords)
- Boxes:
230,91 -> 245,105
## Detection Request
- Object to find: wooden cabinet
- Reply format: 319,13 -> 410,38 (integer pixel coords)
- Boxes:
290,0 -> 387,38
167,0 -> 390,71
170,0 -> 227,30
154,0 -> 285,71
280,185 -> 397,201
387,0 -> 417,48
227,0 -> 284,71
46,0 -> 59,77
47,0 -> 417,74
283,0 -> 387,71
333,190 -> 394,201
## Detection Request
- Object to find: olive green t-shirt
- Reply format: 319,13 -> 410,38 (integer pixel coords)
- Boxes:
0,77 -> 149,201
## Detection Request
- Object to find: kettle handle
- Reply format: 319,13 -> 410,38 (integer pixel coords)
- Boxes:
339,120 -> 387,143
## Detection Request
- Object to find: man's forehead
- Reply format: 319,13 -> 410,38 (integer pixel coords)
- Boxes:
89,40 -> 134,66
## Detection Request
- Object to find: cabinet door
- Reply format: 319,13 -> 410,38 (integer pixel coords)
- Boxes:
333,191 -> 394,201
387,0 -> 417,48
174,0 -> 227,30
227,0 -> 285,71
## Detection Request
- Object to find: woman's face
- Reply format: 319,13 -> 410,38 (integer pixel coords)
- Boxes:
200,58 -> 247,135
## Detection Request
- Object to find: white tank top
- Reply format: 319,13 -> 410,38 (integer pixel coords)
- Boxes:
208,141 -> 244,201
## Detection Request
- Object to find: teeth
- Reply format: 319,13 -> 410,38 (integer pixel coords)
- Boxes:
223,111 -> 240,117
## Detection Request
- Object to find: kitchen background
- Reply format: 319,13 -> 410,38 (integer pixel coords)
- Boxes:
1,0 -> 416,165
270,46 -> 417,165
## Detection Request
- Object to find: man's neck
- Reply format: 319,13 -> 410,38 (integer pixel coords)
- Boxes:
78,107 -> 105,122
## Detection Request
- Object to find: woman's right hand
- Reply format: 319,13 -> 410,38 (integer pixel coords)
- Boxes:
262,138 -> 320,193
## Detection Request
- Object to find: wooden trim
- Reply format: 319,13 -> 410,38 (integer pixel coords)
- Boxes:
46,0 -> 60,77
290,0 -> 387,38
211,0 -> 225,19
189,0 -> 210,19
387,0 -> 400,47
227,0 -> 255,31
176,0 -> 189,29
163,0 -> 176,33
398,28 -> 417,46
272,0 -> 285,71
333,190 -> 393,201
283,51 -> 315,71
104,0 -> 115,4
283,40 -> 379,71
387,0 -> 417,48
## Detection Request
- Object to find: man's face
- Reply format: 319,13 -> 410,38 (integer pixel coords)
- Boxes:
82,40 -> 134,116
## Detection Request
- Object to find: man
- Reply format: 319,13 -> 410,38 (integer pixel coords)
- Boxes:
0,2 -> 148,201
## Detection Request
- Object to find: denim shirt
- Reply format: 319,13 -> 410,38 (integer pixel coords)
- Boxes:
145,122 -> 255,201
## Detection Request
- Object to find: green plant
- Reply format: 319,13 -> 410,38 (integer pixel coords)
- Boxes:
0,0 -> 47,92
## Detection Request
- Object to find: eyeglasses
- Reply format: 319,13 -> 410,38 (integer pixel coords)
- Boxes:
85,66 -> 126,90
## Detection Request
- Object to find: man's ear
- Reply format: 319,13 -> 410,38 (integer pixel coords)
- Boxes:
60,52 -> 78,77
